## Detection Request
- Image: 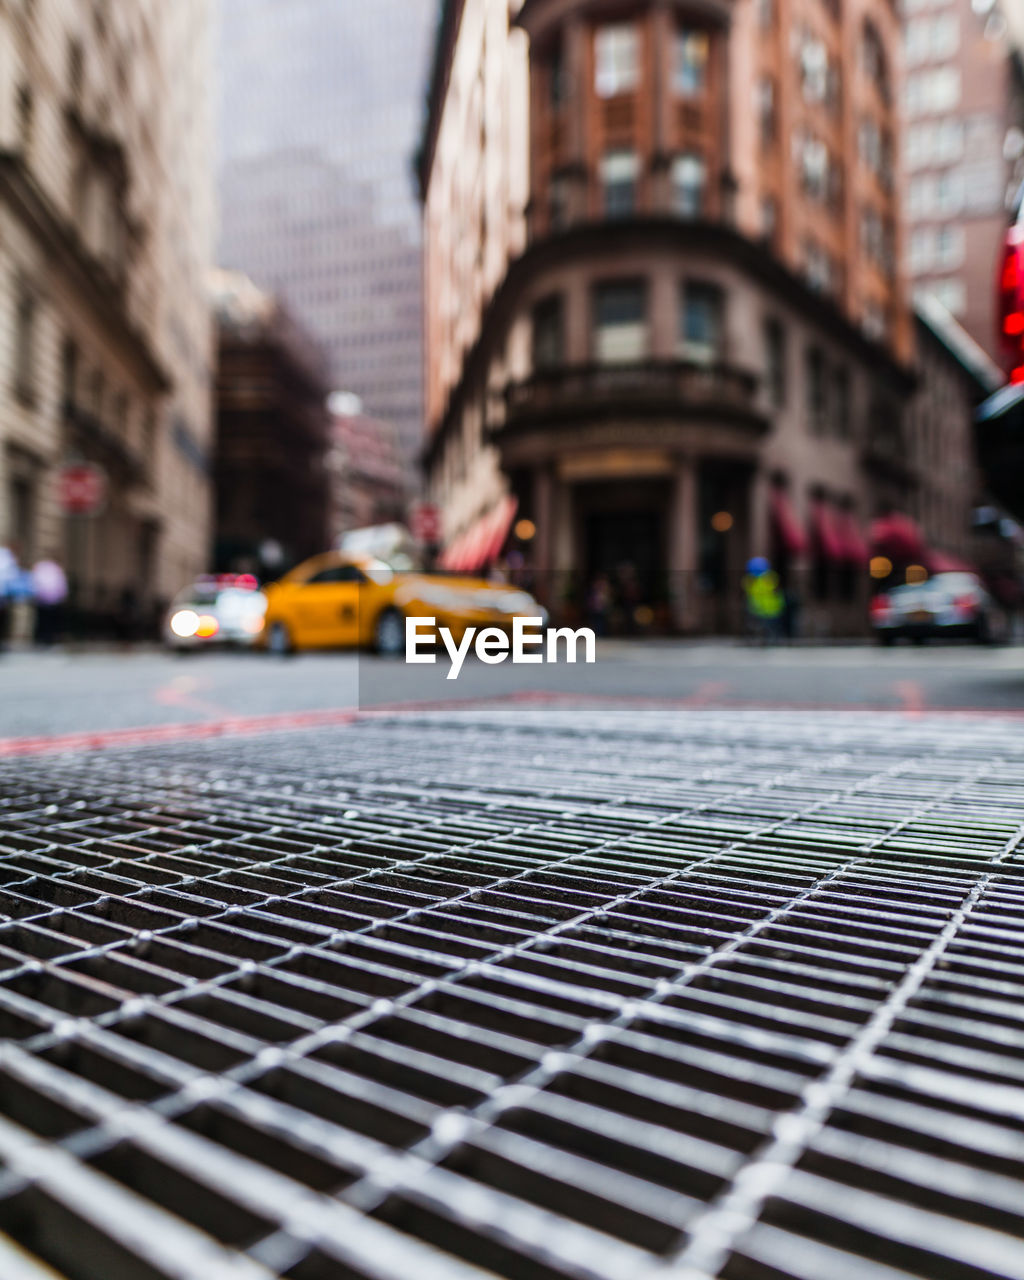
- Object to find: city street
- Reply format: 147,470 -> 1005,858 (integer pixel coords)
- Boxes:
1,641 -> 1023,741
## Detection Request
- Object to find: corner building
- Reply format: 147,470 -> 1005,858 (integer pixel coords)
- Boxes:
421,0 -> 915,633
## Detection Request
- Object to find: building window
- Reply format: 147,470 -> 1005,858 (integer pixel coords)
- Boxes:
905,67 -> 960,117
834,369 -> 851,439
671,153 -> 706,218
593,280 -> 648,363
61,338 -> 78,411
9,475 -> 36,562
760,195 -> 778,244
764,318 -> 786,408
804,238 -> 834,295
16,86 -> 34,157
862,21 -> 889,104
805,347 -> 826,434
680,282 -> 724,363
532,295 -> 564,370
798,134 -> 839,209
674,30 -> 709,97
549,41 -> 566,110
549,173 -> 570,229
601,149 -> 639,218
863,300 -> 887,340
595,25 -> 639,98
757,78 -> 776,149
800,35 -> 829,104
13,286 -> 37,405
936,225 -> 964,269
67,38 -> 84,101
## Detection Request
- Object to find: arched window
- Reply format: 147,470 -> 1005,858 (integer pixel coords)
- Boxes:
862,21 -> 889,104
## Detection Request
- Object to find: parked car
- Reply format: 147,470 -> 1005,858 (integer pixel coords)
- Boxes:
259,552 -> 545,655
870,572 -> 1006,645
164,575 -> 267,651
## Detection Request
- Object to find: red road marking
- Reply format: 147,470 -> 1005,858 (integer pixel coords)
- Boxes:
893,680 -> 926,718
1,690 -> 1021,759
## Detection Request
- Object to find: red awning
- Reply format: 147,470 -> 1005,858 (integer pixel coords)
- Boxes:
926,550 -> 976,575
480,495 -> 519,565
810,500 -> 845,563
439,496 -> 520,574
869,512 -> 926,564
457,522 -> 491,573
836,508 -> 869,565
770,489 -> 808,557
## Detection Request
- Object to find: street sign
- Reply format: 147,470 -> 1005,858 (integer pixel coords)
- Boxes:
57,463 -> 107,516
410,502 -> 442,544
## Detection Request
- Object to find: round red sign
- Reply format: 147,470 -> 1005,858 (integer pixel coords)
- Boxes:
57,463 -> 107,516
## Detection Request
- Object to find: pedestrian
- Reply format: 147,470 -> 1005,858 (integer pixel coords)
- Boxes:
743,556 -> 785,644
31,554 -> 68,646
0,543 -> 17,653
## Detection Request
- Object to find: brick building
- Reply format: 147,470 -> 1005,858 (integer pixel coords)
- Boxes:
420,0 -> 939,634
0,0 -> 214,632
211,272 -> 331,576
904,0 -> 1024,363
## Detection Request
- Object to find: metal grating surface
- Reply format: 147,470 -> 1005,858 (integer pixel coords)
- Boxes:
0,705 -> 1021,1279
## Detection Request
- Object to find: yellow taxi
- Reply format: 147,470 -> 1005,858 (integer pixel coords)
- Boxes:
259,551 -> 545,655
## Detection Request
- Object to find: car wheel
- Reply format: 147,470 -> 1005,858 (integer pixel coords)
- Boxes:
374,607 -> 405,656
267,620 -> 294,656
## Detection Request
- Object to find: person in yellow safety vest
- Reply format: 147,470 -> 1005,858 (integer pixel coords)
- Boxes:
743,556 -> 785,642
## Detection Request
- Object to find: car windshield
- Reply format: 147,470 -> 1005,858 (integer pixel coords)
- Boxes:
890,572 -> 978,598
172,583 -> 220,607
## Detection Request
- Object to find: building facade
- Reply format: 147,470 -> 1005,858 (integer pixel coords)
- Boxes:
904,0 -> 1024,362
217,0 -> 436,470
0,0 -> 214,632
211,272 -> 331,576
329,408 -> 408,541
421,0 -> 927,634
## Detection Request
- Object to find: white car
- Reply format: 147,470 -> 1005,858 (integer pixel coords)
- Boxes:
870,572 -> 1006,645
164,576 -> 267,650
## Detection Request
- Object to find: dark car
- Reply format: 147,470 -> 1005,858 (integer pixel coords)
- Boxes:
870,572 -> 1007,645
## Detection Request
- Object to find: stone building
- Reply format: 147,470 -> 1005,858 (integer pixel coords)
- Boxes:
0,0 -> 214,633
420,0 -> 925,634
211,271 -> 331,576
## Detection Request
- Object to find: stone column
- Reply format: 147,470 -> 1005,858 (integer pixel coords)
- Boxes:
669,455 -> 698,632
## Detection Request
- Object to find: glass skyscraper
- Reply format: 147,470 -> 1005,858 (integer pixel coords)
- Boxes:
216,0 -> 436,464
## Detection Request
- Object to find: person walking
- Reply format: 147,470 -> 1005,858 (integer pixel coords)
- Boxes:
31,555 -> 68,647
742,556 -> 785,644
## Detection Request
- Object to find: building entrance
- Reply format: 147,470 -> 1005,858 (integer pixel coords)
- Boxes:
578,481 -> 669,633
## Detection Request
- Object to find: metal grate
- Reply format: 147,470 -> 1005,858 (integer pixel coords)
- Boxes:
0,705 -> 1021,1279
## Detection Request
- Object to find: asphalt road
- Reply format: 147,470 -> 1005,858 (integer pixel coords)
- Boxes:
1,639 -> 1023,739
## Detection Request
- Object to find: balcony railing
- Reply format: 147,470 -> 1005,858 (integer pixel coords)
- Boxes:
499,358 -> 764,430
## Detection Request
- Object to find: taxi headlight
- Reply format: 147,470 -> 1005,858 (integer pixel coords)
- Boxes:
170,609 -> 200,638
